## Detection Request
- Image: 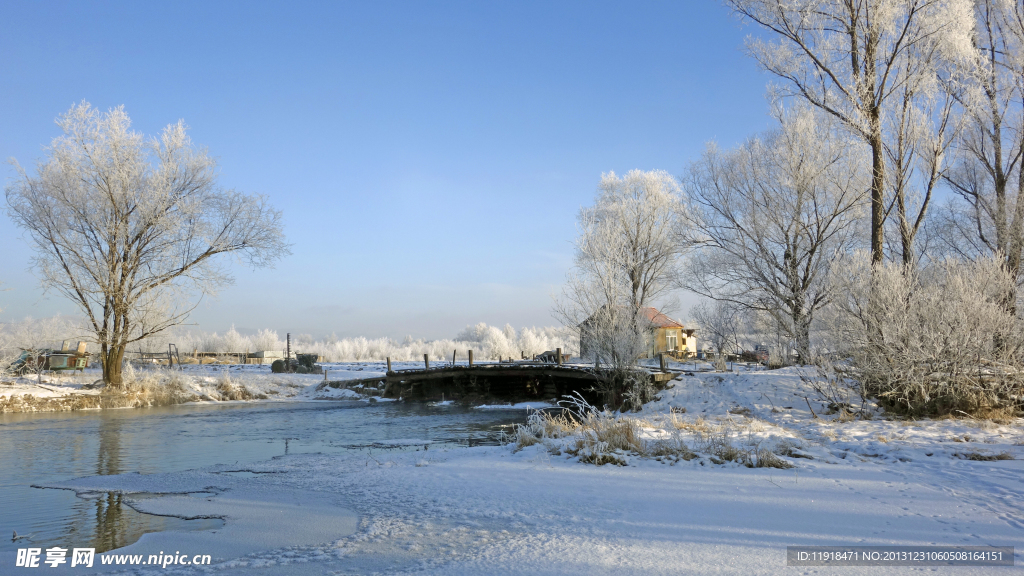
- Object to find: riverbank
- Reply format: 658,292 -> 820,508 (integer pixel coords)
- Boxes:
11,366 -> 1023,574
0,360 -> 581,413
0,363 -> 382,413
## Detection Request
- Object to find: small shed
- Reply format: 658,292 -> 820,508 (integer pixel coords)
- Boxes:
641,307 -> 696,359
579,306 -> 697,359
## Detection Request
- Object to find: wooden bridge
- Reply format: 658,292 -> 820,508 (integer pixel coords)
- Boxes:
317,363 -> 679,405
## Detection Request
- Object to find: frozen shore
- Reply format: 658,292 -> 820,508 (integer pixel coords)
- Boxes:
7,366 -> 1022,575
0,362 -> 394,412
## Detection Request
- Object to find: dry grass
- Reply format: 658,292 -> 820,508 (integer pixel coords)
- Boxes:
953,451 -> 1014,461
646,436 -> 697,461
99,371 -> 201,408
510,400 -> 694,466
214,374 -> 256,401
510,398 -> 798,469
691,429 -> 795,469
571,417 -> 645,465
0,392 -> 101,413
0,367 -> 275,412
775,441 -> 814,460
747,447 -> 793,468
510,409 -> 579,450
835,409 -> 857,423
698,432 -> 745,463
671,414 -> 718,434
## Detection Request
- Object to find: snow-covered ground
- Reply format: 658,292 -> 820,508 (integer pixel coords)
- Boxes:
0,362 -> 404,407
0,360 -> 567,409
7,365 -> 1022,574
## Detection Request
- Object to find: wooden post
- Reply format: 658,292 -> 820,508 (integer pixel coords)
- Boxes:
659,353 -> 667,372
453,349 -> 457,366
468,350 -> 473,367
286,333 -> 292,373
424,353 -> 430,370
386,357 -> 392,373
556,348 -> 562,366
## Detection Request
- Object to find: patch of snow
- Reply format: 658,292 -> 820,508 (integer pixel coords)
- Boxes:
360,396 -> 396,403
312,387 -> 361,400
475,402 -> 554,410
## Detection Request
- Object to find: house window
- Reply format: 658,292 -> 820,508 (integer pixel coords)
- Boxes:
666,333 -> 678,351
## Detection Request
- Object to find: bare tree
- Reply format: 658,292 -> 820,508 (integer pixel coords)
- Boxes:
726,0 -> 974,265
688,299 -> 741,357
941,0 -> 1024,313
556,170 -> 689,408
558,169 -> 689,367
5,103 -> 289,387
576,170 -> 688,312
883,66 -> 962,265
684,108 -> 868,362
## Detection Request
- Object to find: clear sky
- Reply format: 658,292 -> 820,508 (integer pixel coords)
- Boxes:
0,1 -> 772,339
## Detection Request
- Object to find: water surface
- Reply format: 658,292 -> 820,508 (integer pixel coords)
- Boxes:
0,400 -> 523,554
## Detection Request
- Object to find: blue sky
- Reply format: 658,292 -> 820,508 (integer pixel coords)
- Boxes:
0,1 -> 772,339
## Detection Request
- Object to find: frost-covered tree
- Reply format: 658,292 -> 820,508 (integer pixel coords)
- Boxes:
727,0 -> 974,265
558,169 -> 688,367
688,299 -> 741,357
684,109 -> 868,361
5,103 -> 289,387
882,62 -> 962,266
941,0 -> 1024,313
829,252 -> 1024,415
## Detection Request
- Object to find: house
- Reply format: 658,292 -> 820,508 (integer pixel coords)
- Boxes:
641,307 -> 696,359
579,306 -> 697,360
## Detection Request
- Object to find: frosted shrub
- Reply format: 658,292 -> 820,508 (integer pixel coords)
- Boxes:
100,367 -> 199,408
831,254 -> 1024,416
511,394 -> 664,465
714,355 -> 728,372
510,409 -> 579,451
617,368 -> 657,412
571,415 -> 644,465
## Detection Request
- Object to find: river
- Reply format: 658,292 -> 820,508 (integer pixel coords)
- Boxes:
0,400 -> 524,555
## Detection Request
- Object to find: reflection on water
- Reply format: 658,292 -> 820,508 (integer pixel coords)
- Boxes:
0,400 -> 523,554
66,491 -> 224,552
97,414 -> 120,477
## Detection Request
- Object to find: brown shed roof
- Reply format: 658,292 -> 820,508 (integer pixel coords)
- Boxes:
641,307 -> 685,329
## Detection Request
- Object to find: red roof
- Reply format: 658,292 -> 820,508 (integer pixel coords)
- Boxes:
641,307 -> 684,329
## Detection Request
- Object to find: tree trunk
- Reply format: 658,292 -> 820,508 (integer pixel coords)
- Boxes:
792,307 -> 811,365
103,345 -> 126,388
1000,133 -> 1024,317
870,130 -> 886,265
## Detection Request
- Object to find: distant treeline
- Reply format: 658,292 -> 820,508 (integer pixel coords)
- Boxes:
148,323 -> 578,362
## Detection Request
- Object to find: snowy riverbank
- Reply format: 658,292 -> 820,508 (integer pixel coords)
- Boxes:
0,360 -> 585,412
6,366 -> 1022,574
0,362 -> 399,412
